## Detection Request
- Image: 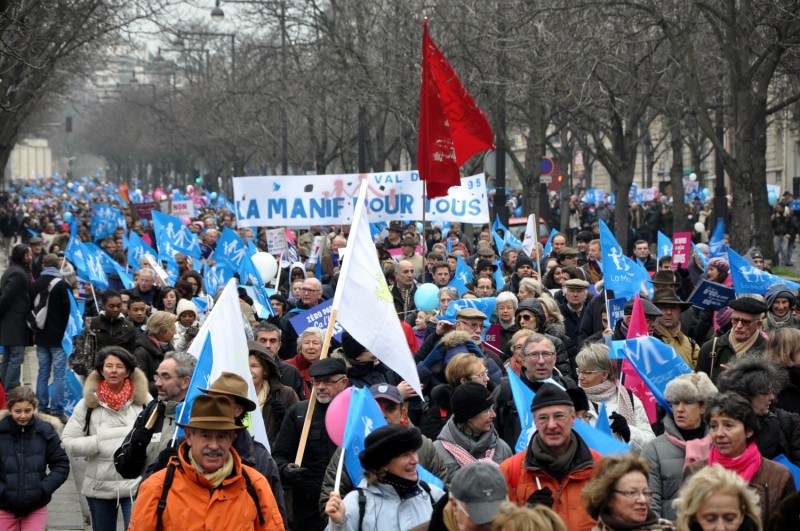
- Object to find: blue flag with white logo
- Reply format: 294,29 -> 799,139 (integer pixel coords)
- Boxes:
572,418 -> 631,455
624,336 -> 693,413
657,232 -> 673,261
507,370 -> 536,453
491,215 -> 506,254
77,242 -> 109,289
728,249 -> 800,295
709,218 -> 728,258
599,220 -> 650,297
63,291 -> 84,357
174,332 -> 214,442
204,263 -> 235,299
127,232 -> 157,270
152,210 -> 202,259
439,297 -> 496,328
494,265 -> 505,291
91,204 -> 125,241
448,255 -> 474,296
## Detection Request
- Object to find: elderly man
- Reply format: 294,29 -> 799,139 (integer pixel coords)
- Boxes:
278,277 -> 324,358
499,384 -> 600,531
128,395 -> 284,530
763,283 -> 800,331
114,351 -> 196,478
131,267 -> 159,306
652,286 -> 699,368
559,278 -> 590,346
399,237 -> 424,278
285,328 -> 324,400
696,297 -> 769,383
391,259 -> 417,324
254,323 -> 304,399
493,333 -> 576,449
273,357 -> 349,531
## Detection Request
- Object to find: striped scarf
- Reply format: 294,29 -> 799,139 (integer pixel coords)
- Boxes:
439,440 -> 497,468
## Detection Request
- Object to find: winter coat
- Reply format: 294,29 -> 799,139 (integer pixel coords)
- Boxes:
319,429 -> 449,518
500,433 -> 601,531
641,416 -> 709,521
391,283 -> 417,325
686,457 -> 796,528
652,323 -> 700,369
285,353 -> 313,400
0,412 -> 69,517
433,416 -> 513,477
592,515 -> 675,531
233,426 -> 288,526
584,386 -> 655,451
755,408 -> 800,464
777,366 -> 800,416
258,354 -> 300,444
128,442 -> 284,531
769,491 -> 800,531
325,478 -> 444,531
132,334 -> 169,397
61,369 -> 150,500
114,398 -> 182,479
344,357 -> 403,390
417,331 -> 502,393
30,271 -> 70,347
419,384 -> 454,440
0,262 -> 32,347
172,321 -> 200,353
695,331 -> 768,384
87,311 -> 139,353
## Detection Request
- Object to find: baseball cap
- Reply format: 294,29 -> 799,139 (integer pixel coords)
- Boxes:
449,462 -> 508,525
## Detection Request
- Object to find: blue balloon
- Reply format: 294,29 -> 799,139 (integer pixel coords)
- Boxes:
63,212 -> 73,222
414,283 -> 440,312
210,192 -> 218,200
768,191 -> 778,206
513,206 -> 523,217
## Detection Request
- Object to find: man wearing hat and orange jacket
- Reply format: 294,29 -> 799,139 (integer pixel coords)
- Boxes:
128,394 -> 285,530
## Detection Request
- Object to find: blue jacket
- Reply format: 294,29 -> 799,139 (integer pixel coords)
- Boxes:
0,412 -> 70,517
417,331 -> 502,392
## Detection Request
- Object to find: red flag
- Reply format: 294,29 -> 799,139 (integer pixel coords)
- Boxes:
418,19 -> 494,199
623,295 -> 657,422
626,295 -> 649,339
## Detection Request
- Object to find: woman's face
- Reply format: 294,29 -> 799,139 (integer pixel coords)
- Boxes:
511,336 -> 527,365
461,361 -> 489,387
750,391 -> 775,416
707,266 -> 720,282
516,310 -> 537,331
607,471 -> 651,524
102,355 -> 130,387
249,355 -> 265,388
517,287 -> 533,301
104,296 -> 123,319
709,412 -> 752,458
162,290 -> 177,310
185,278 -> 199,295
496,302 -> 515,323
672,400 -> 705,431
466,405 -> 496,434
577,366 -> 608,388
157,326 -> 176,343
439,294 -> 452,313
553,266 -> 564,285
179,311 -> 196,327
694,492 -> 745,531
385,450 -> 419,481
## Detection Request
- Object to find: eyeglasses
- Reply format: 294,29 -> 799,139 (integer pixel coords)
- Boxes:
311,376 -> 346,386
153,373 -> 174,382
576,369 -> 600,376
301,287 -> 321,293
534,412 -> 570,425
614,489 -> 653,500
457,320 -> 485,331
518,314 -> 534,321
468,370 -> 490,381
731,317 -> 756,325
522,351 -> 555,360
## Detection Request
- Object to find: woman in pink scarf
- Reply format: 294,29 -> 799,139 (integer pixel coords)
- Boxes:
684,392 -> 796,529
641,372 -> 717,521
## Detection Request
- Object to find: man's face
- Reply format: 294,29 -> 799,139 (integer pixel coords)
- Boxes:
560,254 -> 578,267
30,243 -> 42,255
154,358 -> 189,401
313,374 -> 348,404
299,333 -> 322,363
475,278 -> 494,297
587,243 -> 601,262
138,273 -> 154,292
576,240 -> 589,253
433,266 -> 450,287
455,318 -> 485,343
376,399 -> 404,425
516,264 -> 534,278
657,305 -> 682,329
270,299 -> 284,318
753,257 -> 765,270
186,429 -> 234,473
551,236 -> 566,253
204,232 -> 218,246
120,294 -> 130,316
772,298 -> 791,318
446,256 -> 457,271
301,280 -> 322,306
731,311 -> 761,342
128,302 -> 148,324
634,243 -> 650,259
534,405 -> 576,455
565,287 -> 587,307
523,339 -> 556,379
401,244 -> 415,257
397,261 -> 415,288
256,330 -> 281,358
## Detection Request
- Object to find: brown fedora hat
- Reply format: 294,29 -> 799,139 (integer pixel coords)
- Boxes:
200,372 -> 257,412
652,287 -> 692,311
651,270 -> 678,287
177,395 -> 244,431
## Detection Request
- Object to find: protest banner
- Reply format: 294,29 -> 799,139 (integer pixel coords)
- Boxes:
170,199 -> 195,217
671,232 -> 692,268
265,228 -> 288,256
289,299 -> 345,342
688,279 -> 736,311
233,172 -> 490,227
484,323 -> 502,350
607,297 -> 627,330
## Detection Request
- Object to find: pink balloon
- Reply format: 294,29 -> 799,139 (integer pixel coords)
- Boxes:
325,386 -> 353,446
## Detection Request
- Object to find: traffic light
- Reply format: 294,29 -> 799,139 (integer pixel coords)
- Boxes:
195,176 -> 202,184
557,175 -> 563,183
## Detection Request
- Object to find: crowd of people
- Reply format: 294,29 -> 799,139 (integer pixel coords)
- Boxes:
2,181 -> 800,530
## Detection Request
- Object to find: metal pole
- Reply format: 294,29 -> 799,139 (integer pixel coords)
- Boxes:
280,0 -> 289,174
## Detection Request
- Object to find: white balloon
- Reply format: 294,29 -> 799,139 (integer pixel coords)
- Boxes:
251,252 -> 278,283
694,222 -> 705,233
689,172 -> 697,181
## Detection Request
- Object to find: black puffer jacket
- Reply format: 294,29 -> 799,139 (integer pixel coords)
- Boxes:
88,311 -> 138,353
0,412 -> 70,517
132,334 -> 168,397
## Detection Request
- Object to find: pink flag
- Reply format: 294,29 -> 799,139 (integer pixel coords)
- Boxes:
623,296 -> 657,422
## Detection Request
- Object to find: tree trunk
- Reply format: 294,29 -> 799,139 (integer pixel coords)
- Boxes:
669,121 -> 689,233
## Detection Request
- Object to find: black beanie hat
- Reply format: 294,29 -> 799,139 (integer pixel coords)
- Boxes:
514,255 -> 535,273
531,383 -> 574,412
451,382 -> 494,423
340,331 -> 368,359
566,387 -> 590,413
359,424 -> 423,471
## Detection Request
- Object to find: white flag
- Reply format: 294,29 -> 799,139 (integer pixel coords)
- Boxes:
332,181 -> 423,397
187,279 -> 271,450
521,214 -> 536,257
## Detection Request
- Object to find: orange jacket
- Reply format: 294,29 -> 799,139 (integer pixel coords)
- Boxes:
500,438 -> 601,531
129,443 -> 284,531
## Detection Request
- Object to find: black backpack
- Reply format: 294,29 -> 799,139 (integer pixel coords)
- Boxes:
27,277 -> 61,333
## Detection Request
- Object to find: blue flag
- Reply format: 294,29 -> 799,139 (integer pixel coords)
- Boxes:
91,204 -> 125,241
542,228 -> 560,258
609,340 -> 627,360
599,220 -> 650,297
84,243 -> 117,275
493,215 -> 523,249
439,297 -> 497,331
174,332 -> 214,441
127,232 -> 157,269
204,263 -> 235,298
774,454 -> 800,491
77,242 -> 109,289
507,371 -> 536,452
572,418 -> 630,455
239,254 -> 265,288
63,291 -> 84,357
728,249 -> 800,295
152,210 -> 202,259
27,227 -> 39,238
709,218 -> 728,258
624,336 -> 693,413
448,255 -> 474,296
65,236 -> 86,273
491,215 -> 506,253
111,261 -> 135,290
62,370 -> 83,416
657,232 -> 673,261
494,265 -> 506,291
215,227 -> 249,270
692,243 -> 709,269
595,401 -> 613,437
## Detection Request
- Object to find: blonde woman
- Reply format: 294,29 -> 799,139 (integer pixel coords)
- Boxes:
491,502 -> 567,531
673,464 -> 761,531
765,327 -> 800,414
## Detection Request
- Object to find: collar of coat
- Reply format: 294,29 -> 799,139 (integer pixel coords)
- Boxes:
83,368 -> 150,409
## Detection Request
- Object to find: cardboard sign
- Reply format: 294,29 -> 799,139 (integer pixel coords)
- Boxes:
289,299 -> 344,342
688,279 -> 735,310
134,202 -> 158,220
671,232 -> 692,268
265,228 -> 288,256
607,297 -> 627,331
170,199 -> 195,218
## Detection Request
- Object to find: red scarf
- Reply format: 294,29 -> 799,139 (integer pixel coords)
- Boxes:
97,378 -> 133,411
708,441 -> 762,482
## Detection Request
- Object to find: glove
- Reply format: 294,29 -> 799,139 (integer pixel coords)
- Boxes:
153,445 -> 179,471
129,427 -> 154,449
271,399 -> 286,427
526,487 -> 554,508
185,324 -> 200,339
610,412 -> 631,442
282,463 -> 308,485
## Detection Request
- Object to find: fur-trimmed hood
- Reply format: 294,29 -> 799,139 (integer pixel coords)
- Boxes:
83,368 -> 150,409
0,410 -> 64,435
440,330 -> 472,349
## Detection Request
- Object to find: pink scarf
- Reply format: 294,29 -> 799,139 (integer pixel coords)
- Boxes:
708,442 -> 762,482
439,440 -> 497,468
665,432 -> 712,471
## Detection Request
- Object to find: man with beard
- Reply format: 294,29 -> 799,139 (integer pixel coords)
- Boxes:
273,357 -> 349,531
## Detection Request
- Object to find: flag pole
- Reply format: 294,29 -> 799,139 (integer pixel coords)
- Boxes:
531,213 -> 541,275
274,252 -> 283,290
333,447 -> 345,493
422,181 -> 428,255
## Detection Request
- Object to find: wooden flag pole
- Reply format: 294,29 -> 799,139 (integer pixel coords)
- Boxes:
294,306 -> 339,465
